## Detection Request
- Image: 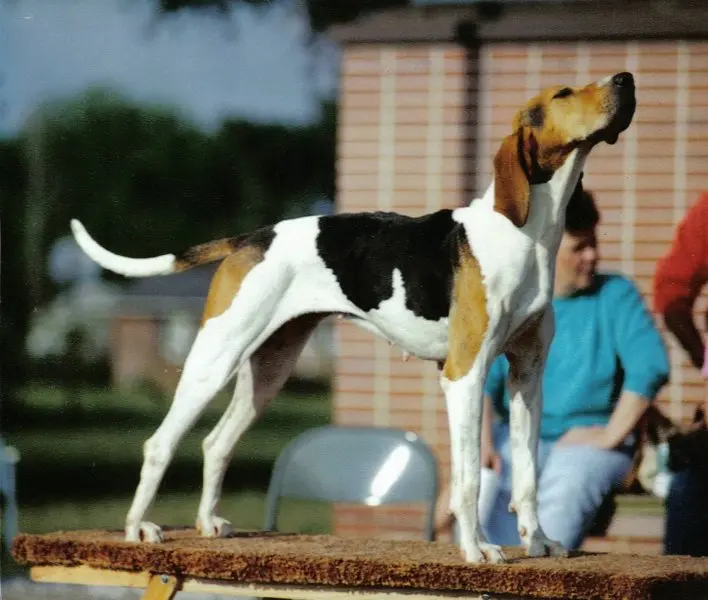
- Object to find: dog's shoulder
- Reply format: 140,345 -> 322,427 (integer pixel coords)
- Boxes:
315,209 -> 461,259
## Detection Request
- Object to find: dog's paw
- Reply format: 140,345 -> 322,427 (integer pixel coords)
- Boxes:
526,534 -> 567,558
462,541 -> 507,564
125,522 -> 164,543
196,515 -> 234,538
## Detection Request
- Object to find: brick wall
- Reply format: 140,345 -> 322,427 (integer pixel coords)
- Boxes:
476,41 -> 708,424
333,40 -> 708,541
334,44 -> 473,537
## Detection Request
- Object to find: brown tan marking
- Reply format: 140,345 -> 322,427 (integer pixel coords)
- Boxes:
200,246 -> 267,325
174,238 -> 241,272
442,243 -> 489,381
494,79 -> 618,228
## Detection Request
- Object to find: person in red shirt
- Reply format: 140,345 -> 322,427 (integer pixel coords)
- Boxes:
655,192 -> 708,376
654,191 -> 708,556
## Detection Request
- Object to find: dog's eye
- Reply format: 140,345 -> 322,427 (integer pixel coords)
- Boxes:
553,87 -> 573,99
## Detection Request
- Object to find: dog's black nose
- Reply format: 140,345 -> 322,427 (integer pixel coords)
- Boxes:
612,72 -> 634,88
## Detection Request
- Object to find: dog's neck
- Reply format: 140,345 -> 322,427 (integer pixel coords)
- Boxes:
479,146 -> 589,251
524,147 -> 589,248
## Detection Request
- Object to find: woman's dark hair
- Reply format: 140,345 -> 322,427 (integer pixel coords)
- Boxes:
565,183 -> 600,233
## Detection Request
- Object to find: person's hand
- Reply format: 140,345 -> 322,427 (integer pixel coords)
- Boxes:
557,425 -> 609,448
481,441 -> 502,474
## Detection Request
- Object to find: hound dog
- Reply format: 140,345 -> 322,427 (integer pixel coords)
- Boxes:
71,72 -> 636,564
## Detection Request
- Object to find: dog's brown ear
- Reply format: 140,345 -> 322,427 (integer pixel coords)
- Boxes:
493,128 -> 531,227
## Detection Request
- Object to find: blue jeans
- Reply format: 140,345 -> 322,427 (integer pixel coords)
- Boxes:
477,423 -> 633,550
664,468 -> 708,556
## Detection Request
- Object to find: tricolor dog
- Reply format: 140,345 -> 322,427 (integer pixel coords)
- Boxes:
71,72 -> 636,563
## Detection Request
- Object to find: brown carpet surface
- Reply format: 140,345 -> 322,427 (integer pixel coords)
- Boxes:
11,528 -> 708,600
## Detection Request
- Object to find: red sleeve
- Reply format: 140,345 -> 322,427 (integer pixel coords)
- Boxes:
653,193 -> 708,314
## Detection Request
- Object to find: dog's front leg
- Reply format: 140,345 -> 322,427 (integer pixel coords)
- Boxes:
442,245 -> 504,563
441,345 -> 504,564
506,309 -> 567,558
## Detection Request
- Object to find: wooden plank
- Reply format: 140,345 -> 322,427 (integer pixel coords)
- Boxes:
32,565 -> 151,588
30,565 -> 513,600
144,574 -> 179,600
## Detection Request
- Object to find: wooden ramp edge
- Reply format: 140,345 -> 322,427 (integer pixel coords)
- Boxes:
30,564 -> 498,600
11,528 -> 708,600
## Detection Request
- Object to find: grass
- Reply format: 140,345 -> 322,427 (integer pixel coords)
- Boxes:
1,378 -> 332,578
615,493 -> 664,516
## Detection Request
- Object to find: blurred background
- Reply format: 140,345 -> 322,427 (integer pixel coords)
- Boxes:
3,0 -> 708,590
0,0 -> 348,581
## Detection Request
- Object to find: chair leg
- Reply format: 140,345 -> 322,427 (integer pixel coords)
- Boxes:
141,574 -> 180,600
3,492 -> 19,551
1,456 -> 19,551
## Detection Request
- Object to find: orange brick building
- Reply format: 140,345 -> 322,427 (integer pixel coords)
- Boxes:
327,0 -> 708,544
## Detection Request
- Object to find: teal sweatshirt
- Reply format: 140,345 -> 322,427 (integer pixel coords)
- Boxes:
485,273 -> 671,441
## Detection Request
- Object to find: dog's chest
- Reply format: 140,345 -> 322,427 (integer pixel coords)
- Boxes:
455,205 -> 550,319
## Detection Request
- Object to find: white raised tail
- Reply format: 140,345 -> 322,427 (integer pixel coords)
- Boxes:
70,219 -> 176,278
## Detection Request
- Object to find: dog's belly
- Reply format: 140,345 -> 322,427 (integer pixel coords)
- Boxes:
271,267 -> 450,361
352,266 -> 450,361
276,271 -> 450,361
358,309 -> 449,361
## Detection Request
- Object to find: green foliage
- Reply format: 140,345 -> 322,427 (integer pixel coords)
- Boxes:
155,0 -> 409,32
0,139 -> 30,403
6,382 -> 331,507
304,0 -> 409,32
21,88 -> 334,262
1,86 -> 335,409
29,89 -> 216,262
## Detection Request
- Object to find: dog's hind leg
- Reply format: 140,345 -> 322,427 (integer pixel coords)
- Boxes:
196,314 -> 324,537
124,325 -> 245,543
505,308 -> 567,558
124,254 -> 291,543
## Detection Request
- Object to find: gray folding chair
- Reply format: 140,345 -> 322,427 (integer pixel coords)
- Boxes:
0,437 -> 20,551
263,425 -> 439,540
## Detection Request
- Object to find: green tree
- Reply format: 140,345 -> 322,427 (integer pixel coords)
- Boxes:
211,100 -> 335,229
2,87 -> 335,412
155,0 -> 408,33
0,138 -> 30,412
33,89 -> 213,261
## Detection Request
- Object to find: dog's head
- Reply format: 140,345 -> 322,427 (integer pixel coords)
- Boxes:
494,72 -> 636,227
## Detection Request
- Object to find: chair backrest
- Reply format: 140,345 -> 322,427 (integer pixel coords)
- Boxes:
263,425 -> 439,540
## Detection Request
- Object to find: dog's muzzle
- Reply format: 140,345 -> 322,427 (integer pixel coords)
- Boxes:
602,71 -> 636,144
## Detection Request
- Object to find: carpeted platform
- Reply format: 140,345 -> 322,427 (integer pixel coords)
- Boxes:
12,528 -> 708,600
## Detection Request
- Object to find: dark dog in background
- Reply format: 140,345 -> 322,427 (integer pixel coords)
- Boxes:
635,404 -> 708,491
